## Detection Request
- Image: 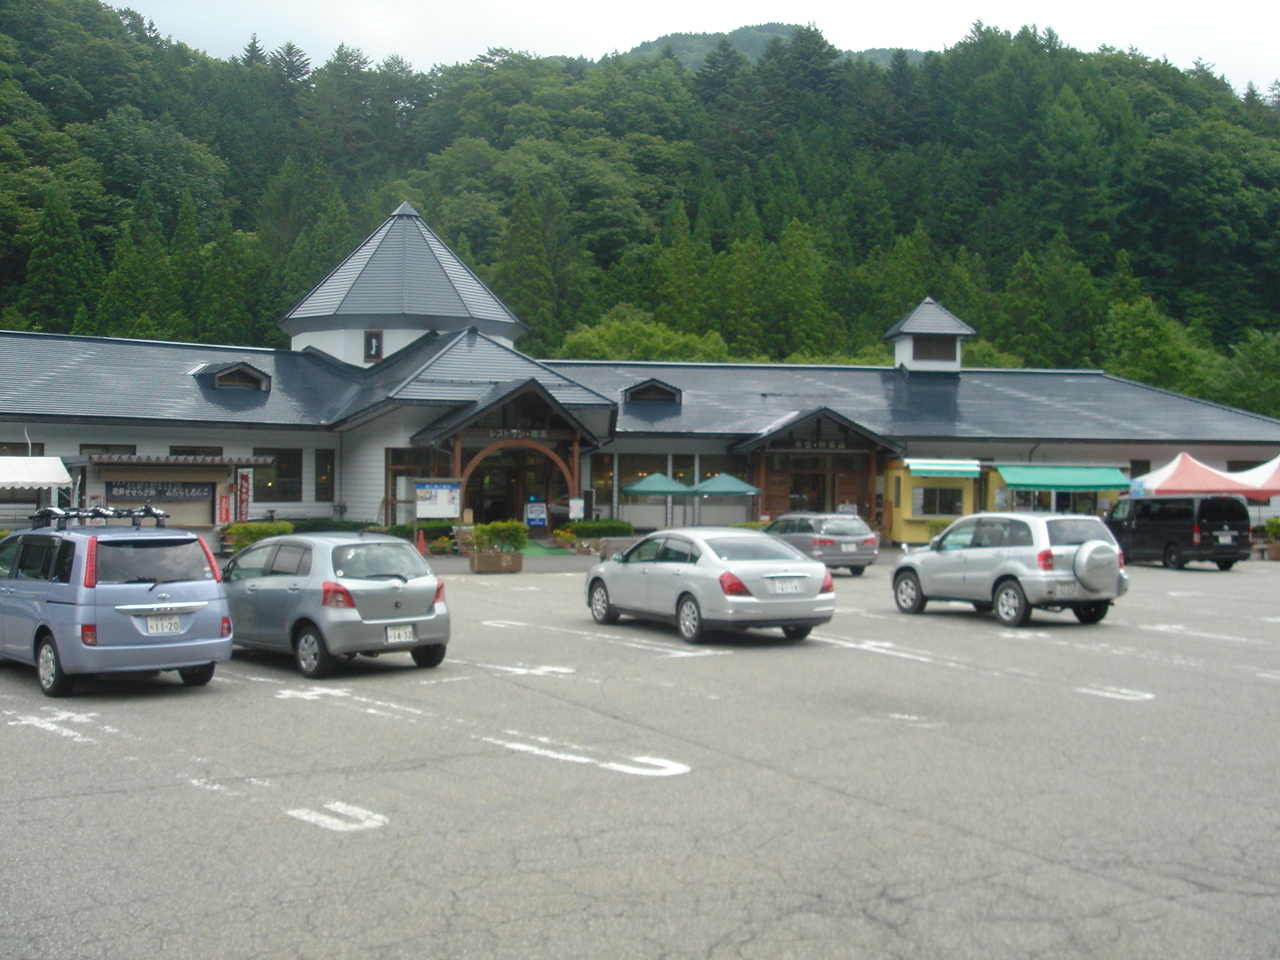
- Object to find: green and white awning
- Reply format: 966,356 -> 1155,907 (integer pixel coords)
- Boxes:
996,465 -> 1129,491
904,458 -> 981,478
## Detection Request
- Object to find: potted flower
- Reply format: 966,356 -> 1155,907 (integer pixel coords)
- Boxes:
468,521 -> 528,573
551,526 -> 577,550
428,535 -> 453,555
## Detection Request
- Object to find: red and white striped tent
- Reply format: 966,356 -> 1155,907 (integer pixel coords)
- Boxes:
1129,453 -> 1255,496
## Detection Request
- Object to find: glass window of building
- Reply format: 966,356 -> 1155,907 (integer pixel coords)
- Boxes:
253,447 -> 303,502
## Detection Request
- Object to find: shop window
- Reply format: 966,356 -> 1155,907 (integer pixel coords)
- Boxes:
170,446 -> 223,457
315,449 -> 335,502
81,444 -> 136,455
253,447 -> 303,502
0,443 -> 43,455
918,486 -> 963,515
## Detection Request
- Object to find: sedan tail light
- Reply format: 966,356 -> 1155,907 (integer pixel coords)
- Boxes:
433,580 -> 446,605
322,581 -> 356,608
1118,549 -> 1125,568
820,569 -> 835,593
1037,549 -> 1054,571
861,536 -> 878,546
719,571 -> 752,596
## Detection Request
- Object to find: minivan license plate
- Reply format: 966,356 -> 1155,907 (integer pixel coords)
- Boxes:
773,579 -> 803,594
146,615 -> 181,634
385,624 -> 414,643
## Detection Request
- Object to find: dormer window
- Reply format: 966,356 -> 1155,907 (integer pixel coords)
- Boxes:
201,362 -> 272,392
364,330 -> 384,363
623,379 -> 682,404
913,335 -> 956,362
882,298 -> 974,373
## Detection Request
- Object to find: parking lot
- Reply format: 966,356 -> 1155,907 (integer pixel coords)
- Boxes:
3,552 -> 1280,959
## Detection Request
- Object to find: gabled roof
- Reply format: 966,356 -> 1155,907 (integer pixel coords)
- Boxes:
409,378 -> 602,447
728,407 -> 898,454
882,297 -> 976,340
281,202 -> 526,342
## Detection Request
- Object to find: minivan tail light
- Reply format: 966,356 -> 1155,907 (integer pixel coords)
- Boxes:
221,617 -> 232,638
322,581 -> 355,608
81,625 -> 97,646
84,536 -> 98,588
198,537 -> 223,582
1037,549 -> 1054,571
433,580 -> 446,605
719,571 -> 752,596
1192,523 -> 1202,546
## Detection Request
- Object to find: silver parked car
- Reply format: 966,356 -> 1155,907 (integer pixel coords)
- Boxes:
223,533 -> 450,677
891,512 -> 1128,626
585,527 -> 835,642
764,512 -> 880,574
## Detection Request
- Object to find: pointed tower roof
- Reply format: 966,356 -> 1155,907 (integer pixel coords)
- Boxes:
281,202 -> 526,342
881,297 -> 976,340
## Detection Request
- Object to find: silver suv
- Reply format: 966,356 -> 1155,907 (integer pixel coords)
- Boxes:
891,512 -> 1128,626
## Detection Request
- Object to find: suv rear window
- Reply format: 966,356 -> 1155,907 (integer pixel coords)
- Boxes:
96,538 -> 215,584
1047,517 -> 1115,546
1199,498 -> 1249,523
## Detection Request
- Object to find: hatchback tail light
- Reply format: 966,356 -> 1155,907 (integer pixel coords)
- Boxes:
81,624 -> 97,646
719,571 -> 752,596
84,536 -> 98,588
221,617 -> 232,638
322,581 -> 355,608
820,569 -> 835,593
433,580 -> 446,605
1192,523 -> 1202,546
1037,549 -> 1054,571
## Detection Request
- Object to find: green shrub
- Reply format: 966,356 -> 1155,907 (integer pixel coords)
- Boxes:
473,520 -> 529,552
1264,517 -> 1280,541
285,518 -> 375,534
566,519 -> 633,538
223,521 -> 295,553
734,521 -> 770,530
0,529 -> 10,541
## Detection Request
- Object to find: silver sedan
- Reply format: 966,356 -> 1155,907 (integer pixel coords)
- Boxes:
223,533 -> 450,677
585,527 -> 835,642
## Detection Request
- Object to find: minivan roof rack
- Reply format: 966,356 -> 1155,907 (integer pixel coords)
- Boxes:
30,503 -> 170,530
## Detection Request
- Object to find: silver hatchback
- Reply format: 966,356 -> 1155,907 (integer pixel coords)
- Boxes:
223,533 -> 450,677
764,512 -> 880,574
891,512 -> 1128,626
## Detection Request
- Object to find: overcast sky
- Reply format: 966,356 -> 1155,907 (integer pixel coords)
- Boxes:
132,0 -> 1277,94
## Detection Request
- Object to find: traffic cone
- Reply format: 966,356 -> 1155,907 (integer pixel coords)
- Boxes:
416,528 -> 426,554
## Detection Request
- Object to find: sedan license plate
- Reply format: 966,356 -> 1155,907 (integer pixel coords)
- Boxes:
146,615 -> 181,635
385,624 -> 415,644
773,578 -> 803,594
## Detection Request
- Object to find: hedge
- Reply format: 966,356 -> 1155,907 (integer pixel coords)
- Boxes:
564,520 -> 634,538
223,521 -> 295,553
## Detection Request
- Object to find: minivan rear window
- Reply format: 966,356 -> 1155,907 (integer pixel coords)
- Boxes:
1199,498 -> 1249,523
96,538 -> 215,584
1047,518 -> 1116,546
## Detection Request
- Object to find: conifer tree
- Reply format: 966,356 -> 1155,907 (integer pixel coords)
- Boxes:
18,183 -> 96,334
491,183 -> 558,352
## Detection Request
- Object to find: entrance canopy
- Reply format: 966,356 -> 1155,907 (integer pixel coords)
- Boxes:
0,456 -> 71,488
1130,453 -> 1254,496
997,465 -> 1129,491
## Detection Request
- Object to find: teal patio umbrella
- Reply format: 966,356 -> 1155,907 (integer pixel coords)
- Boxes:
691,473 -> 761,496
623,472 -> 695,496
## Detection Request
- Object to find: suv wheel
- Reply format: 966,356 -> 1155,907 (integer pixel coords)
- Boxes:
1163,543 -> 1185,569
36,637 -> 74,697
893,571 -> 927,614
993,580 -> 1032,627
1073,601 -> 1110,624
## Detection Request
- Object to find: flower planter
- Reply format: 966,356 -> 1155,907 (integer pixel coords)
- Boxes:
1266,542 -> 1280,561
469,551 -> 523,573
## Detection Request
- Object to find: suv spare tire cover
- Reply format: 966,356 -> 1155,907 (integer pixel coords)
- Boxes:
1073,539 -> 1120,592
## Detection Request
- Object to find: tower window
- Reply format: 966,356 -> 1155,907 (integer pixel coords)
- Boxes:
364,330 -> 384,362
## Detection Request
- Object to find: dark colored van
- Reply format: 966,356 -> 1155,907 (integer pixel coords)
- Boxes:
1105,494 -> 1252,570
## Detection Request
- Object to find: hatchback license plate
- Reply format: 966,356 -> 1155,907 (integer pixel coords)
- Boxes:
146,615 -> 181,634
773,579 -> 803,594
385,624 -> 414,643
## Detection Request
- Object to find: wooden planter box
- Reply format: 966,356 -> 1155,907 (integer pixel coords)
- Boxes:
469,551 -> 523,573
1266,542 -> 1280,561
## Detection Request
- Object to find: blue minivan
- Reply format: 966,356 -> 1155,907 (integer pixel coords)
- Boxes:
0,508 -> 232,696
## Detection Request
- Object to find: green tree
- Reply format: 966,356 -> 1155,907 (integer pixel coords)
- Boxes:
18,182 -> 96,333
555,304 -> 731,361
491,182 -> 558,352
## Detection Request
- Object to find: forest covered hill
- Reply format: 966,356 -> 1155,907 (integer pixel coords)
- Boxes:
3,1 -> 1280,415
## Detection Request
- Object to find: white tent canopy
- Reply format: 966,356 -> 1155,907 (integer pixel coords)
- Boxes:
0,456 -> 71,489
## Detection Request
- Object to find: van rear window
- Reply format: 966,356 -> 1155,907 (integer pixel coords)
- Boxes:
1199,498 -> 1248,523
96,539 -> 215,584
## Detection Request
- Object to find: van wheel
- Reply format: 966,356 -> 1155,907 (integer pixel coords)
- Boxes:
1216,560 -> 1236,571
179,663 -> 216,686
994,580 -> 1032,627
1163,544 -> 1185,569
295,626 -> 335,679
36,637 -> 74,698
